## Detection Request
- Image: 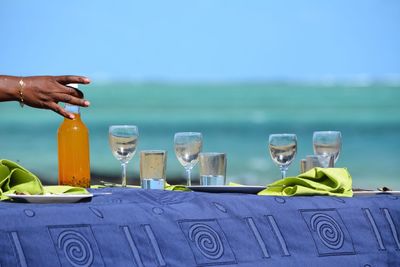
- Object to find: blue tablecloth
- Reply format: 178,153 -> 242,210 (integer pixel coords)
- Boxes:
0,188 -> 399,267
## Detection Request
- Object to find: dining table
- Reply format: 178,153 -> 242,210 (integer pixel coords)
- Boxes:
0,187 -> 399,267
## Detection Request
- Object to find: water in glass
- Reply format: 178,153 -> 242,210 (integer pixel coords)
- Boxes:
268,134 -> 297,178
140,150 -> 167,190
109,125 -> 139,187
174,132 -> 203,186
200,175 -> 225,186
313,131 -> 342,167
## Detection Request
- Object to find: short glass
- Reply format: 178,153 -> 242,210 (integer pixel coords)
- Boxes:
301,154 -> 334,172
313,131 -> 342,167
140,150 -> 167,190
199,152 -> 227,186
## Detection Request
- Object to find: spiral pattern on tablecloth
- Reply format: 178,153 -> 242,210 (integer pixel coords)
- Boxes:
188,223 -> 224,259
310,213 -> 344,250
58,230 -> 94,267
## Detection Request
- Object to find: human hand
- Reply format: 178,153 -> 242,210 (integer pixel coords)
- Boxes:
22,75 -> 91,119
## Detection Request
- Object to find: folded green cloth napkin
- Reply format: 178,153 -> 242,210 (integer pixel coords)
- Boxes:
0,159 -> 89,201
258,167 -> 353,197
43,185 -> 89,195
165,184 -> 191,191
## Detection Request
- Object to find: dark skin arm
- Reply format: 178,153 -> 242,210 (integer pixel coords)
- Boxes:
0,75 -> 91,119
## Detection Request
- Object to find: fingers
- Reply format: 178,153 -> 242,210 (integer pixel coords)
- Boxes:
48,103 -> 75,119
55,75 -> 91,85
59,94 -> 90,107
65,85 -> 84,98
57,77 -> 89,105
45,93 -> 90,119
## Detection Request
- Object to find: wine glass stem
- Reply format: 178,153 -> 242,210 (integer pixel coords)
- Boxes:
280,166 -> 288,179
121,163 -> 127,187
186,169 -> 192,186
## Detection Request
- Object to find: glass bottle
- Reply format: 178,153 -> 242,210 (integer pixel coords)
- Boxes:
57,101 -> 91,188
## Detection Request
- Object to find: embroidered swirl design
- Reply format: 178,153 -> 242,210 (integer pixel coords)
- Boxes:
58,230 -> 94,267
188,223 -> 224,259
310,213 -> 344,250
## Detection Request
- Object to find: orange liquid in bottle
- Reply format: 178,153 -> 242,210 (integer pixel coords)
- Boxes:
58,112 -> 91,188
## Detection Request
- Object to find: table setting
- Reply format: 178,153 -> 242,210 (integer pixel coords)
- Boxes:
1,128 -> 400,267
0,128 -> 398,204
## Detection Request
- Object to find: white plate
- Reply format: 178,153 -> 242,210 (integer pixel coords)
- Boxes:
5,193 -> 93,203
353,191 -> 400,196
187,185 -> 266,194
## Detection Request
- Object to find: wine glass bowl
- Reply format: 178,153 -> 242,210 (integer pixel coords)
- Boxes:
268,134 -> 297,178
312,131 -> 342,168
174,132 -> 203,186
109,125 -> 139,187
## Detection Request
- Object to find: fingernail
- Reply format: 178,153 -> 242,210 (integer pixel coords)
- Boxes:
84,101 -> 90,106
69,113 -> 75,119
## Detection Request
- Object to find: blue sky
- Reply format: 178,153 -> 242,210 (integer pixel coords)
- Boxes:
0,0 -> 399,81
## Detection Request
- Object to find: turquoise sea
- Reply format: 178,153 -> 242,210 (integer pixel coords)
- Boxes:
1,82 -> 399,189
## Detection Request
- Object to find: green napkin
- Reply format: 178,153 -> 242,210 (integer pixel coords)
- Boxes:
258,167 -> 353,197
165,184 -> 191,191
0,159 -> 88,200
228,182 -> 243,186
44,185 -> 89,195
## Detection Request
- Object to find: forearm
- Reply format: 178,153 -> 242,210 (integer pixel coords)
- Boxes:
0,75 -> 20,102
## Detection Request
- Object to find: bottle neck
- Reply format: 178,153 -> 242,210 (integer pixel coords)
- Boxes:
63,113 -> 82,123
64,105 -> 83,122
65,104 -> 80,114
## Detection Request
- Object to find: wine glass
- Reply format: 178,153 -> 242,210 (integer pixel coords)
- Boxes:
174,132 -> 203,186
268,134 -> 297,178
109,125 -> 139,187
313,131 -> 342,168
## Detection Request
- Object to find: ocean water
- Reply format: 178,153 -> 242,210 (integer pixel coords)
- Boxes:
1,82 -> 399,189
